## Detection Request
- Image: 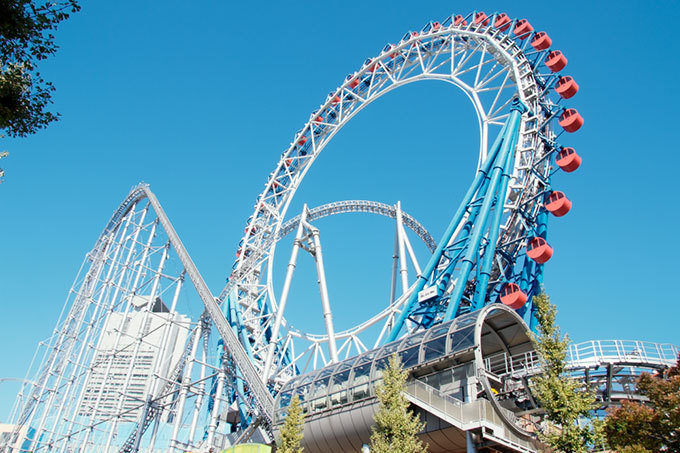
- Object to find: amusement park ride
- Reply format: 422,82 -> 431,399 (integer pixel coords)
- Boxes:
3,10 -> 677,453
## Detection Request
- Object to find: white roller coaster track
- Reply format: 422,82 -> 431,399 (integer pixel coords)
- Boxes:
218,14 -> 566,390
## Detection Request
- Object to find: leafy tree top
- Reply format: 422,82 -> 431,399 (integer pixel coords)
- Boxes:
278,394 -> 304,453
604,354 -> 680,452
530,292 -> 601,452
370,354 -> 427,453
0,0 -> 80,137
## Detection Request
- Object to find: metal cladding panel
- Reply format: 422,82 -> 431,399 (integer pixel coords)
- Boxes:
420,426 -> 467,453
303,415 -> 323,452
299,401 -> 377,453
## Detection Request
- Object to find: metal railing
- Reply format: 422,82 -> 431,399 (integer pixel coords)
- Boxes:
484,340 -> 678,379
566,340 -> 679,369
405,379 -> 537,453
484,350 -> 541,378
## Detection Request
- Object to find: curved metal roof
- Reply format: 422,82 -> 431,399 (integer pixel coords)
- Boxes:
274,304 -> 533,422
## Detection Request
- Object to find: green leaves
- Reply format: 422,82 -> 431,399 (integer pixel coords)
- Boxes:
369,354 -> 427,453
530,292 -> 601,452
0,0 -> 80,137
604,354 -> 680,452
278,395 -> 305,453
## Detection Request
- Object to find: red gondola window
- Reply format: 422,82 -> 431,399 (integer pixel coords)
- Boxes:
454,15 -> 468,26
494,13 -> 511,31
514,19 -> 533,38
531,31 -> 552,51
556,147 -> 582,173
555,76 -> 579,99
475,12 -> 489,26
545,50 -> 567,73
559,108 -> 584,133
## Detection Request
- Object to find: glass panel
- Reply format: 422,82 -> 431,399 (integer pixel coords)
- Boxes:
399,346 -> 420,368
372,340 -> 401,380
399,330 -> 428,350
311,376 -> 331,395
333,358 -> 355,384
449,326 -> 475,353
454,311 -> 479,330
352,362 -> 373,383
278,391 -> 292,409
299,370 -> 318,385
316,364 -> 337,380
351,362 -> 373,401
329,365 -> 350,406
295,383 -> 312,402
425,321 -> 455,340
354,350 -> 377,367
280,378 -> 297,393
377,340 -> 401,359
423,335 -> 447,362
372,356 -> 391,380
309,377 -> 331,412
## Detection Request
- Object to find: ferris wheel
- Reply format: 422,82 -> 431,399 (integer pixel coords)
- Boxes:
221,10 -> 583,399
5,11 -> 584,452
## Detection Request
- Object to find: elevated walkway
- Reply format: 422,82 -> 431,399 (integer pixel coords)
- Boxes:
405,379 -> 542,453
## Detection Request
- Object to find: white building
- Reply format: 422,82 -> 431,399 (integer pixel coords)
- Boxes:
0,423 -> 38,452
78,296 -> 190,422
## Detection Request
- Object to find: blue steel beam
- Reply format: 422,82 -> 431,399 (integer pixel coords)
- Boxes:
471,123 -> 520,310
387,102 -> 527,341
386,119 -> 510,342
443,103 -> 525,321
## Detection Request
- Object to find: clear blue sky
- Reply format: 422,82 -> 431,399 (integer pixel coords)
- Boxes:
1,0 -> 679,417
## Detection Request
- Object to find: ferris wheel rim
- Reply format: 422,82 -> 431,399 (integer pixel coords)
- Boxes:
224,13 -> 571,384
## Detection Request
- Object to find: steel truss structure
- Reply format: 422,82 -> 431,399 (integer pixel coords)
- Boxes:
6,11 -> 601,452
219,9 -> 578,411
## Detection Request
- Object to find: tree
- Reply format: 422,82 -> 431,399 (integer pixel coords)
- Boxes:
369,354 -> 427,453
1,0 -> 80,138
278,394 -> 304,453
530,292 -> 601,452
603,354 -> 680,452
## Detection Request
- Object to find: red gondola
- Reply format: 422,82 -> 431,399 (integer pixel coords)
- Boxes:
545,50 -> 567,72
432,21 -> 441,31
349,78 -> 359,88
545,191 -> 572,217
494,13 -> 511,31
559,108 -> 584,133
454,15 -> 467,26
475,12 -> 489,26
531,31 -> 552,51
500,283 -> 528,309
314,115 -> 323,123
526,237 -> 553,264
555,76 -> 579,99
556,147 -> 582,172
297,136 -> 307,146
331,95 -> 341,105
514,19 -> 533,39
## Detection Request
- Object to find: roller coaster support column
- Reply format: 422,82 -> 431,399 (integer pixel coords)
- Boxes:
471,108 -> 524,310
169,324 -> 203,451
307,219 -> 340,363
396,201 -> 410,294
206,368 -> 227,448
263,208 -> 307,381
388,101 -> 526,341
443,102 -> 525,321
387,120 -> 509,342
